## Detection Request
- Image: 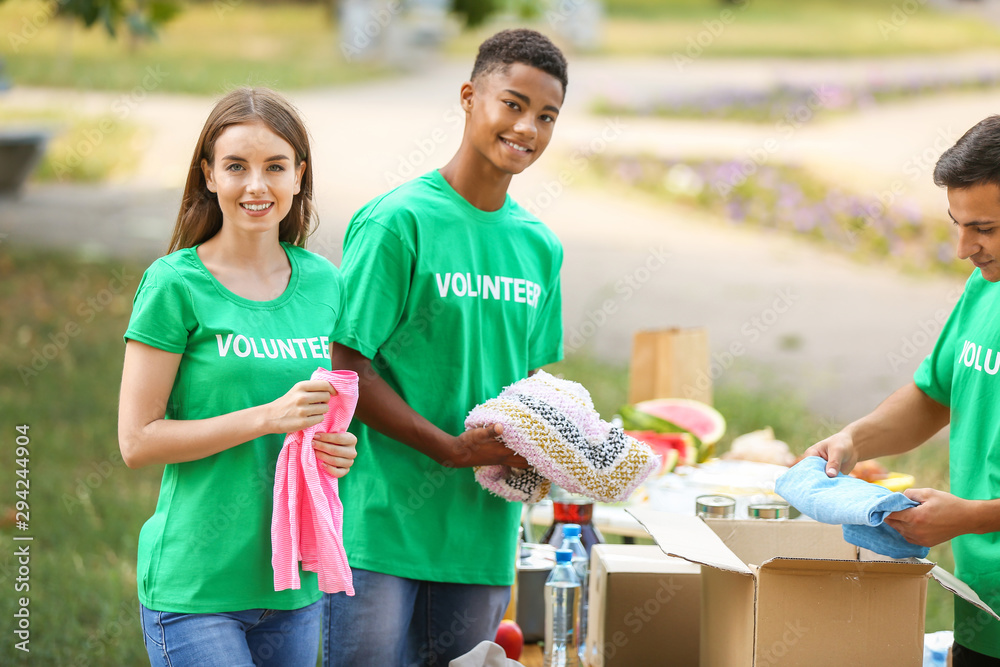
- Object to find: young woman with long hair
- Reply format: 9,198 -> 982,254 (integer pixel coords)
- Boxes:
118,87 -> 356,667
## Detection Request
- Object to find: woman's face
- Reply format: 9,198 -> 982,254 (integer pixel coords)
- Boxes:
201,121 -> 306,239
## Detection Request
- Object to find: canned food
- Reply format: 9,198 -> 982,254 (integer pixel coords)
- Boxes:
695,494 -> 736,518
747,502 -> 790,520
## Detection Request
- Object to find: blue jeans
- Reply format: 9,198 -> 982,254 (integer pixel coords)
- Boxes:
322,568 -> 510,667
139,599 -> 322,667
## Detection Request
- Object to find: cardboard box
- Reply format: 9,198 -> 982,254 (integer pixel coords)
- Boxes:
627,327 -> 711,405
627,508 -> 999,667
585,545 -> 701,667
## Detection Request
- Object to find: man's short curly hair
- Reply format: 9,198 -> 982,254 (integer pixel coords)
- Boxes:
470,29 -> 568,96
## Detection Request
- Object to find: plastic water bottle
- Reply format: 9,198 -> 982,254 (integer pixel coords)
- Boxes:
544,549 -> 580,667
560,524 -> 589,662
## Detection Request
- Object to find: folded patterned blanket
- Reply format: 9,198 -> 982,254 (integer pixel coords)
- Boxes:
465,370 -> 659,503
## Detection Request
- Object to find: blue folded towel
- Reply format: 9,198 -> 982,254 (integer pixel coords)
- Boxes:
775,456 -> 929,559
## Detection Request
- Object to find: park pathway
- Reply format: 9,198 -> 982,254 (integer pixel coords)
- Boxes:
3,52 -> 988,431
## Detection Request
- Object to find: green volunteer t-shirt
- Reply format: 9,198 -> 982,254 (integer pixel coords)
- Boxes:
914,269 -> 1000,657
124,242 -> 347,613
338,169 -> 564,585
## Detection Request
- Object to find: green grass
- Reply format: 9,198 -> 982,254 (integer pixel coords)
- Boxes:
0,247 -> 159,665
606,0 -> 1000,57
0,247 -> 957,663
0,108 -> 140,183
4,0 -> 1000,96
0,1 -> 385,94
449,0 -> 1000,58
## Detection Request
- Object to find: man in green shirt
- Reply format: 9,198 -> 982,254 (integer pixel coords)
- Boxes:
807,115 -> 1000,665
324,29 -> 568,665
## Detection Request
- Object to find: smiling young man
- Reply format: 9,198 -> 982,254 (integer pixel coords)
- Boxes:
323,30 -> 568,666
806,115 -> 1000,666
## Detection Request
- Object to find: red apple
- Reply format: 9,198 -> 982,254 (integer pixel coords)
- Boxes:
494,619 -> 524,660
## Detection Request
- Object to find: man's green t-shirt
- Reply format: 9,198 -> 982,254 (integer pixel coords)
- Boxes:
124,243 -> 347,613
915,269 -> 1000,657
338,169 -> 564,586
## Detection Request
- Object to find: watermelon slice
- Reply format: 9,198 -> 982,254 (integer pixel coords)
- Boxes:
633,398 -> 726,445
619,404 -> 710,462
625,430 -> 694,473
657,447 -> 680,476
619,405 -> 696,438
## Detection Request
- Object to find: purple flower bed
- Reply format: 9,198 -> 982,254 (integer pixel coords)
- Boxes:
600,154 -> 968,275
594,72 -> 1000,122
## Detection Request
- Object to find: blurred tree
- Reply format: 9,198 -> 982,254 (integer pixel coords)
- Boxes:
64,0 -> 182,39
0,0 -> 183,40
323,0 -> 339,25
452,0 -> 498,27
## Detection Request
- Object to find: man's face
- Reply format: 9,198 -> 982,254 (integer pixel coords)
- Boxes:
463,62 -> 564,176
948,182 -> 1000,282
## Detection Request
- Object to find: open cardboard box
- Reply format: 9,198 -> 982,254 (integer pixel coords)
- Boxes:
627,507 -> 1000,667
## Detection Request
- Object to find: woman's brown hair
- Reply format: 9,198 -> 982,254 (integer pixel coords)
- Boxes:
167,87 -> 317,253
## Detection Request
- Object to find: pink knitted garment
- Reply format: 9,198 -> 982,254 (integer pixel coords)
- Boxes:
272,368 -> 359,595
465,370 -> 658,503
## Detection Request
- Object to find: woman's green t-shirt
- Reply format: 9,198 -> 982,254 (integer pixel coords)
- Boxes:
124,243 -> 347,612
